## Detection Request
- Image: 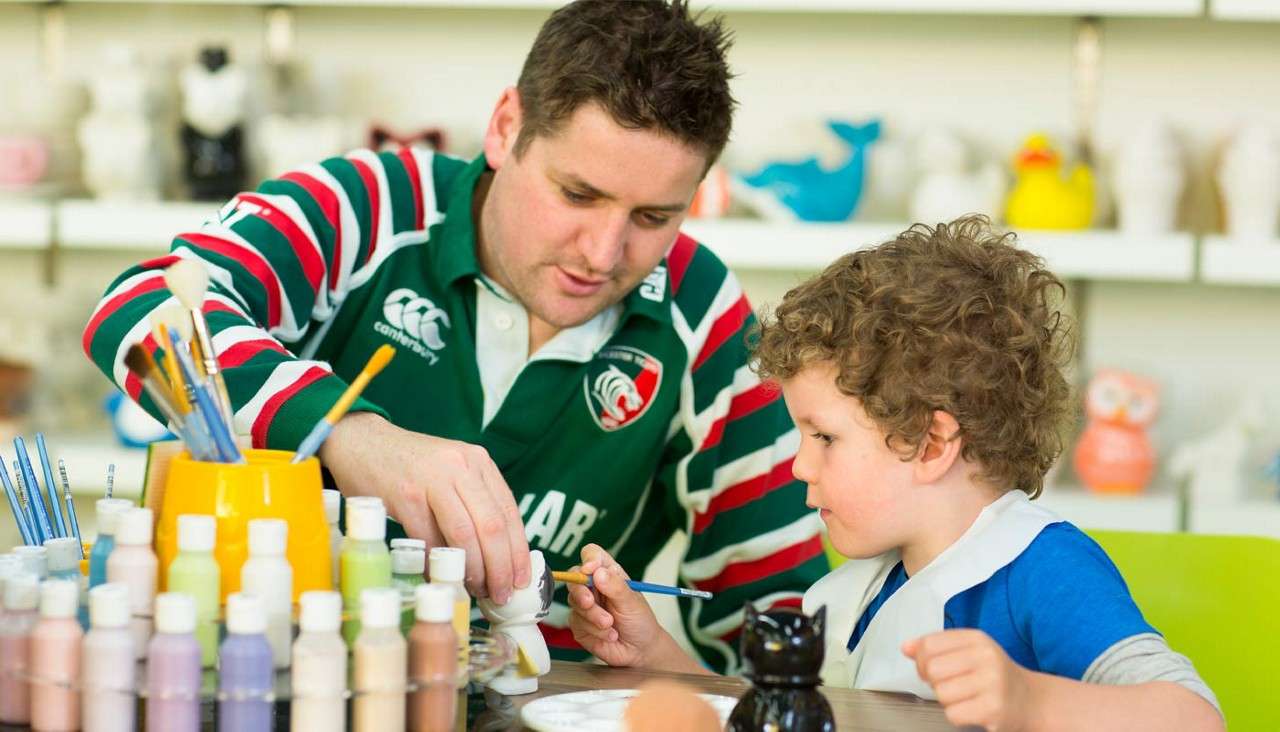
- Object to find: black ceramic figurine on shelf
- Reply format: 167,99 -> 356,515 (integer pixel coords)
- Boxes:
728,604 -> 835,732
180,46 -> 247,200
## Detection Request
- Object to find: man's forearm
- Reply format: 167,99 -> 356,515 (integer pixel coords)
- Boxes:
1025,672 -> 1223,732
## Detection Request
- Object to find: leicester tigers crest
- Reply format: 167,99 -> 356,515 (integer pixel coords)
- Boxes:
584,346 -> 663,432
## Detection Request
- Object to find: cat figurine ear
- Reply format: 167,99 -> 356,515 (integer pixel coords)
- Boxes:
811,605 -> 826,638
743,602 -> 758,625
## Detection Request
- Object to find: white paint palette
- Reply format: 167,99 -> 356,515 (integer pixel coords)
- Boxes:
520,688 -> 738,732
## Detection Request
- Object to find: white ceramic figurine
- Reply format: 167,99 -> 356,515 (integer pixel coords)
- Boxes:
477,550 -> 552,695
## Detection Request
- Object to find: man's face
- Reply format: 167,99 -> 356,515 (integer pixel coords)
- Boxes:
479,97 -> 707,331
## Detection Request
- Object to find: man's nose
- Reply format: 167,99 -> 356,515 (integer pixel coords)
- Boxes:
579,211 -> 629,275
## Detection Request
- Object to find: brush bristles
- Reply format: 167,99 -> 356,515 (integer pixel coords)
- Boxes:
152,303 -> 193,341
164,260 -> 210,311
124,344 -> 156,379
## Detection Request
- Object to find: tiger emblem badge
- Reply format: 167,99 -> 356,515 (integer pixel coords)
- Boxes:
584,346 -> 663,431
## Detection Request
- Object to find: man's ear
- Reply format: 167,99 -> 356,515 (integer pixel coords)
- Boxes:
482,86 -> 523,171
913,410 -> 962,484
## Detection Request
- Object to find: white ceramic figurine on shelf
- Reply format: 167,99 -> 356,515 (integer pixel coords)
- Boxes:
1169,401 -> 1264,505
1113,120 -> 1184,235
77,45 -> 161,200
1218,123 -> 1280,240
908,128 -> 1005,225
477,550 -> 552,695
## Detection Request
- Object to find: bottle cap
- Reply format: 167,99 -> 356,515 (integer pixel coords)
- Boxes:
177,514 -> 216,552
415,584 -> 455,624
359,587 -> 400,630
346,499 -> 386,542
89,583 -> 130,628
322,489 -> 341,524
4,572 -> 39,611
392,548 -> 425,576
389,538 -> 426,552
116,507 -> 154,546
226,592 -> 266,635
248,518 -> 287,557
428,547 -> 465,584
298,590 -> 342,634
94,498 -> 135,535
43,538 -> 80,573
155,592 -> 197,634
39,579 -> 80,619
12,545 -> 48,579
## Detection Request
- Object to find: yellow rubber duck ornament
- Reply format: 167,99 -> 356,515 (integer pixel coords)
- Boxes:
1005,133 -> 1095,230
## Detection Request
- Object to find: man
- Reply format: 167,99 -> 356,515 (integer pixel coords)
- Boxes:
82,0 -> 825,672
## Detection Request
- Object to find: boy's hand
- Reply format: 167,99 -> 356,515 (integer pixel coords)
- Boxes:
567,544 -> 699,673
903,629 -> 1032,732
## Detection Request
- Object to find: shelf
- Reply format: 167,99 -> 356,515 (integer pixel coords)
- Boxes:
41,436 -> 147,500
56,199 -> 217,252
1209,0 -> 1280,20
0,0 -> 1207,13
1199,236 -> 1280,286
1190,500 -> 1280,538
1035,486 -> 1181,532
0,200 -> 53,249
687,220 -> 1197,282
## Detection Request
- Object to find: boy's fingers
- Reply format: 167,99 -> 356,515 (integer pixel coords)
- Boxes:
567,583 -> 595,609
931,672 -> 984,707
911,630 -> 984,661
920,649 -> 978,686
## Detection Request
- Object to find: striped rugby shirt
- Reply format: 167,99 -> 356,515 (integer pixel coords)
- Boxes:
82,149 -> 828,672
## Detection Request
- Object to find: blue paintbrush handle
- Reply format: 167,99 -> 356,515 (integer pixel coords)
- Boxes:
14,438 -> 54,543
291,420 -> 333,464
170,331 -> 243,464
585,576 -> 714,600
35,434 -> 66,538
0,458 -> 35,545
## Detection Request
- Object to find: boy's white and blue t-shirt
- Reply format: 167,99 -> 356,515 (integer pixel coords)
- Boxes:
803,491 -> 1218,712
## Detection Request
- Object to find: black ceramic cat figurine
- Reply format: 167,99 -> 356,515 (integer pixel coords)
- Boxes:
729,604 -> 835,732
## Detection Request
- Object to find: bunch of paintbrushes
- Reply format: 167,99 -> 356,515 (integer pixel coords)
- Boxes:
1,434 -> 84,551
122,260 -> 243,464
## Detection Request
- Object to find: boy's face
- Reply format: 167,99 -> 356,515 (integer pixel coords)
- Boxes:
480,95 -> 707,331
782,363 -> 918,560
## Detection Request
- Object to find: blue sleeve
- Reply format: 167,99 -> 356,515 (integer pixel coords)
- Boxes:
1006,522 -> 1158,680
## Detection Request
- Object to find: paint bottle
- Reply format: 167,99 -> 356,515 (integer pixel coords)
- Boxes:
30,579 -> 82,732
290,590 -> 347,732
107,507 -> 157,659
43,538 -> 80,582
392,546 -> 425,634
88,499 -> 133,589
240,518 -> 293,669
166,513 -> 221,667
428,547 -> 470,664
0,555 -> 22,624
218,592 -> 274,732
408,583 -> 458,732
0,572 -> 39,725
322,489 -> 342,587
82,583 -> 136,732
389,538 -> 426,552
340,498 -> 391,644
13,545 -> 49,579
353,587 -> 406,732
145,592 -> 202,732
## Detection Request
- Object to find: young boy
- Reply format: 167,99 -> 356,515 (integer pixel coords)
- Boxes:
567,216 -> 1224,730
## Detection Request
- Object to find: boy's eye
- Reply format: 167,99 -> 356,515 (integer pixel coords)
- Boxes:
811,432 -> 834,446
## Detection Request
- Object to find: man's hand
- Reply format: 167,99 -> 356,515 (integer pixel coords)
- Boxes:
567,544 -> 708,675
903,629 -> 1033,732
319,412 -> 530,603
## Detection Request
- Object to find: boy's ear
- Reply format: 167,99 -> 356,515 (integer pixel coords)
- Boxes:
914,410 -> 962,484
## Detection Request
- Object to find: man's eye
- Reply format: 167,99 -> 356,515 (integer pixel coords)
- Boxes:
637,212 -> 671,228
563,188 -> 591,204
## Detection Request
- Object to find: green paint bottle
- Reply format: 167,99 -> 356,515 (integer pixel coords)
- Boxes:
340,498 -> 392,645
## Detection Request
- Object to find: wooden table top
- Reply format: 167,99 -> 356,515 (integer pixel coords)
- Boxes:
468,660 -> 956,731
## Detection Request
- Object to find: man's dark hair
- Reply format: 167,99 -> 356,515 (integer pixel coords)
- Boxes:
515,0 -> 736,167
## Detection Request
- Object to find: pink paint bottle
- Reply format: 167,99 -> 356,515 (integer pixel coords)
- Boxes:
30,579 -> 82,732
107,507 -> 157,659
82,583 -> 136,732
146,592 -> 202,732
0,571 -> 39,725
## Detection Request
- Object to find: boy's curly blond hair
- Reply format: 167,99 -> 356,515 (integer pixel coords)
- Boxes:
752,216 -> 1074,497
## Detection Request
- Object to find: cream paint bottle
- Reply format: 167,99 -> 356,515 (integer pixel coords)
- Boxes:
0,572 -> 39,725
30,579 -> 82,732
81,583 -> 136,732
290,590 -> 347,732
353,587 -> 406,732
240,518 -> 293,668
106,507 -> 157,659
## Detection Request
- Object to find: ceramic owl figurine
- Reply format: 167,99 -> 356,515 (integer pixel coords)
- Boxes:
477,549 -> 552,695
1073,369 -> 1160,494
